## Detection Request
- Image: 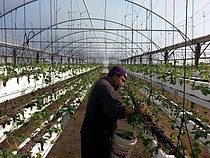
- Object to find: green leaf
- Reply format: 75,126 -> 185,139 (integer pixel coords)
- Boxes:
121,131 -> 134,140
189,152 -> 198,158
178,143 -> 187,150
192,142 -> 199,148
143,138 -> 151,147
193,148 -> 202,154
205,141 -> 210,145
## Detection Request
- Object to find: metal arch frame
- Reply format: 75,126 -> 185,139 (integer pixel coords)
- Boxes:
125,0 -> 189,42
63,36 -> 133,57
51,30 -> 145,56
0,17 -> 162,63
0,0 -> 39,59
0,1 -> 194,62
124,0 -> 197,58
0,0 -> 38,19
11,17 -> 162,57
66,37 -> 130,52
60,18 -> 162,50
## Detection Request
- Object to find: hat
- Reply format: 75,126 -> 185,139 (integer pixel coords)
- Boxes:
108,65 -> 127,78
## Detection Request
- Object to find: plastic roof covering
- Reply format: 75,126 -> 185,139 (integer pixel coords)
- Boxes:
0,0 -> 207,64
0,0 -> 35,14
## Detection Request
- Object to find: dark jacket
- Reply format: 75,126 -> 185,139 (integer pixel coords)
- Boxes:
80,77 -> 125,144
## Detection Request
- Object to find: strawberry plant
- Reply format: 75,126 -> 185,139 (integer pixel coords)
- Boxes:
123,68 -> 210,158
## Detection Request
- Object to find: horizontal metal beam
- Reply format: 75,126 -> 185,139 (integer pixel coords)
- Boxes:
125,33 -> 210,59
0,41 -> 66,57
0,27 -> 178,32
151,34 -> 210,53
50,46 -> 140,49
30,41 -> 151,44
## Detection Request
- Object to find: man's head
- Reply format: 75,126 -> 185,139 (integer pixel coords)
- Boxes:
107,65 -> 127,90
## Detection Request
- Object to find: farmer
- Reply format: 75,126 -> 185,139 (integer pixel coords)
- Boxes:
80,65 -> 136,158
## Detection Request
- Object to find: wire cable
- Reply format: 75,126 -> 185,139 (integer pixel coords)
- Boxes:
176,0 -> 195,156
3,0 -> 8,64
82,0 -> 102,53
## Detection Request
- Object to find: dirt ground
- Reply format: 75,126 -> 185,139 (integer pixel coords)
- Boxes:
46,98 -> 151,158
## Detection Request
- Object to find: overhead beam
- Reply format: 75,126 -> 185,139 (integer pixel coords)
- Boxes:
125,33 -> 210,60
0,41 -> 65,57
0,27 -> 177,32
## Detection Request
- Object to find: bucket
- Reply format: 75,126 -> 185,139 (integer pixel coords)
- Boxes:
110,129 -> 137,158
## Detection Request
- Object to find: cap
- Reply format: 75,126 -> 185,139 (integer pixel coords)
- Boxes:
108,65 -> 127,78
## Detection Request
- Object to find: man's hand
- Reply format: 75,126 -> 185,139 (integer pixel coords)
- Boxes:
124,106 -> 136,118
136,101 -> 149,115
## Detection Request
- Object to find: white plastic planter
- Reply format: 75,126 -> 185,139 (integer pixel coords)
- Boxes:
0,98 -> 52,143
16,95 -> 87,157
150,139 -> 175,158
30,119 -> 62,158
0,66 -> 97,103
141,131 -> 175,158
129,71 -> 210,110
0,80 -> 69,144
2,67 -> 97,157
138,84 -> 210,152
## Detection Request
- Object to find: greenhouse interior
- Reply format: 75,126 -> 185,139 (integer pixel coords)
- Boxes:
0,0 -> 210,157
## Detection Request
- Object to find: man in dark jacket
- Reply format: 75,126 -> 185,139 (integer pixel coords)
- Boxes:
80,65 -> 136,158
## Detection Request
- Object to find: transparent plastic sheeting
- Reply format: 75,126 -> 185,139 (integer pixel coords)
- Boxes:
0,0 -> 36,17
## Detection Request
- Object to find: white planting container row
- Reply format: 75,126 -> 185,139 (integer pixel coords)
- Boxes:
1,70 -> 63,101
150,140 -> 175,158
12,116 -> 54,154
138,84 -> 210,153
127,71 -> 210,155
30,119 -> 62,158
0,68 -> 96,157
12,115 -> 62,157
142,131 -> 175,158
0,79 -> 79,143
1,69 -> 93,149
128,70 -> 210,110
0,78 -> 79,144
0,91 -> 58,143
156,97 -> 210,152
13,83 -> 90,158
29,87 -> 90,158
0,66 -> 97,103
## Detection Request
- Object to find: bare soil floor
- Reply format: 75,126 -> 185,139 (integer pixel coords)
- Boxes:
46,98 -> 151,158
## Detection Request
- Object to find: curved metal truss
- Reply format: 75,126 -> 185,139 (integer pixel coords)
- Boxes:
0,0 -> 210,65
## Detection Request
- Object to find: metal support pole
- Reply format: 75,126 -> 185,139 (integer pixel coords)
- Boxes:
195,43 -> 201,66
13,48 -> 17,64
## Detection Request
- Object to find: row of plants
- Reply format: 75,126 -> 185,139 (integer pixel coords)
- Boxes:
132,71 -> 209,124
0,64 -> 100,126
0,63 -> 99,105
120,82 -> 184,157
123,63 -> 210,127
120,73 -> 210,158
0,62 -> 99,87
0,76 -> 78,142
17,71 -> 97,157
0,65 -> 103,157
127,63 -> 210,128
123,62 -> 210,80
123,63 -> 210,97
2,67 -> 101,157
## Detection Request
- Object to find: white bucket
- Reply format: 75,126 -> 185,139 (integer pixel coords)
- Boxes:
110,129 -> 137,158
